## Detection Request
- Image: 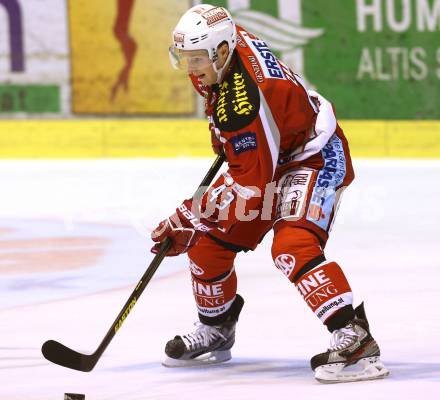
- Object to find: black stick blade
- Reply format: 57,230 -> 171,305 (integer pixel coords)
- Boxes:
42,340 -> 96,372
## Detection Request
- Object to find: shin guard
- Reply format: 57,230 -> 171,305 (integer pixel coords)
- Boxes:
294,260 -> 354,327
272,225 -> 354,330
188,236 -> 239,325
191,268 -> 238,325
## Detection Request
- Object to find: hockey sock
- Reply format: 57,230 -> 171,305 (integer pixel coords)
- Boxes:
294,260 -> 354,329
191,269 -> 238,325
272,225 -> 354,330
188,235 -> 239,325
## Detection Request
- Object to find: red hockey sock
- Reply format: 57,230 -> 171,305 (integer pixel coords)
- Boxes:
294,260 -> 353,324
272,224 -> 354,327
188,236 -> 238,325
191,268 -> 237,325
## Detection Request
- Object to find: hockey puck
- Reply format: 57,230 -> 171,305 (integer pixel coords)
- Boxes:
64,394 -> 85,400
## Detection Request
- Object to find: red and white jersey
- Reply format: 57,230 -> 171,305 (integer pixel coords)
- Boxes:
189,26 -> 351,231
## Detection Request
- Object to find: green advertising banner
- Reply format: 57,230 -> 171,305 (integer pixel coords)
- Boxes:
207,0 -> 440,119
0,0 -> 66,115
0,85 -> 60,113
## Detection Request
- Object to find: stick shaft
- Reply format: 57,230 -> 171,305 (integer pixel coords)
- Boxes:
92,154 -> 225,363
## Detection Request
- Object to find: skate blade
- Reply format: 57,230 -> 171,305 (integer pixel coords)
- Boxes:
162,349 -> 231,368
315,356 -> 390,384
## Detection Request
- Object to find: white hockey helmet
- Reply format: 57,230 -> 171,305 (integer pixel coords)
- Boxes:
169,4 -> 236,82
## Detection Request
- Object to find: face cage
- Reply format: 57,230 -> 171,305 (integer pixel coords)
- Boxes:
168,46 -> 214,71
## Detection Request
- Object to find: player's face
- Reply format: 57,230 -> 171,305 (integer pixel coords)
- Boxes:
169,44 -> 230,86
175,49 -> 217,85
169,47 -> 214,82
190,43 -> 230,85
189,60 -> 218,86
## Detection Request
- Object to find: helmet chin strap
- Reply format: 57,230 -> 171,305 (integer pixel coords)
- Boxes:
212,50 -> 234,84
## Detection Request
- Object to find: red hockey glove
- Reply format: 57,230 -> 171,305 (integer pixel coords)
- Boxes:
151,199 -> 215,257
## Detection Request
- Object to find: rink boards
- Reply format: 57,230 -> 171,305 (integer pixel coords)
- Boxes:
0,119 -> 440,158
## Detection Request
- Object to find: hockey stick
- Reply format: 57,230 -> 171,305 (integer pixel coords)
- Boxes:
41,154 -> 226,372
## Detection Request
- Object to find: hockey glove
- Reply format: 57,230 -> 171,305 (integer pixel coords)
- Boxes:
151,199 -> 215,256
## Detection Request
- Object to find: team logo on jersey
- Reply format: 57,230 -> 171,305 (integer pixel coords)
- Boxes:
189,260 -> 205,276
275,254 -> 296,278
230,132 -> 257,155
213,58 -> 259,132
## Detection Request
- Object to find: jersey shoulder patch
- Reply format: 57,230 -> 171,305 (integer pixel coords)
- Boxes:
229,131 -> 257,155
213,57 -> 260,132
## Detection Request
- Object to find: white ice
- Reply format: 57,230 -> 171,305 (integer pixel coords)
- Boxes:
0,158 -> 439,400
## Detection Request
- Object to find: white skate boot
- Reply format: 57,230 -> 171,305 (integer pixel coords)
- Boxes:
163,294 -> 243,367
311,303 -> 390,383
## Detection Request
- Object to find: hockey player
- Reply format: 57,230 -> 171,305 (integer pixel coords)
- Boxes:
151,4 -> 389,383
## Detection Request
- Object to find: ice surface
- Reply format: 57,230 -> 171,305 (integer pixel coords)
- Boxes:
1,158 -> 439,399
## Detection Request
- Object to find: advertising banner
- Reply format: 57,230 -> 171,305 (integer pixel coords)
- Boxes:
209,0 -> 440,119
0,0 -> 66,114
69,0 -> 194,115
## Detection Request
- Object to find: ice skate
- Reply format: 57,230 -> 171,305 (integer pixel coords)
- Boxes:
311,303 -> 389,383
163,295 -> 243,367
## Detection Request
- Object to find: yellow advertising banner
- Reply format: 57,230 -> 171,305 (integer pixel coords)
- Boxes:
69,0 -> 193,114
2,120 -> 440,158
